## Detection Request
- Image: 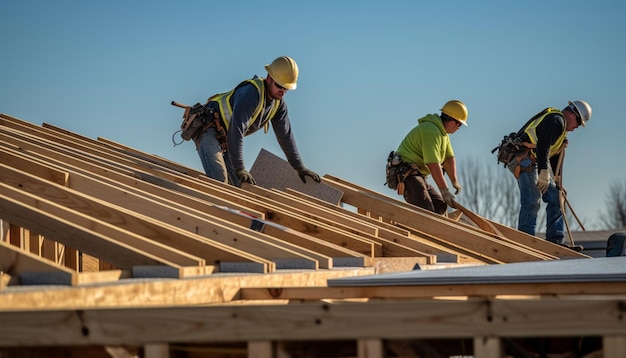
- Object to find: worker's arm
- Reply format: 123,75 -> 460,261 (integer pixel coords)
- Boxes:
442,157 -> 462,194
427,162 -> 456,208
426,163 -> 448,190
441,157 -> 457,183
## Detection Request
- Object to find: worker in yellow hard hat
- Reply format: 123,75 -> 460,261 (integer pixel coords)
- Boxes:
192,56 -> 320,186
389,100 -> 468,214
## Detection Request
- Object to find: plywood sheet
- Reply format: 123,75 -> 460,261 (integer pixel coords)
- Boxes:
250,149 -> 343,205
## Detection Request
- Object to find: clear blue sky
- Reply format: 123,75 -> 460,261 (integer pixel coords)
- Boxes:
1,1 -> 624,229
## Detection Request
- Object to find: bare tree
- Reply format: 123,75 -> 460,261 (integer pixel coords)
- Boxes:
601,180 -> 626,230
458,156 -> 519,227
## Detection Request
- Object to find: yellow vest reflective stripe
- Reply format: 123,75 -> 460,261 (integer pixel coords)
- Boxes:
210,77 -> 280,133
523,107 -> 567,157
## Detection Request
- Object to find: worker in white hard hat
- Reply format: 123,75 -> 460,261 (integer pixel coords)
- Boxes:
505,100 -> 592,244
193,56 -> 320,186
390,100 -> 468,215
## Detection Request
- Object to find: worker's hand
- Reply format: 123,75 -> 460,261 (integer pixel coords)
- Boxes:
440,187 -> 456,208
236,169 -> 256,185
536,169 -> 550,194
452,181 -> 462,195
296,167 -> 321,184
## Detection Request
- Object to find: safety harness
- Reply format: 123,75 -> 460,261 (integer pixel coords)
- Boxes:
493,107 -> 566,178
211,77 -> 280,134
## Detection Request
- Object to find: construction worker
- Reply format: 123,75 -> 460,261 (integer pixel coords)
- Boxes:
393,100 -> 468,214
194,56 -> 321,187
506,100 -> 592,245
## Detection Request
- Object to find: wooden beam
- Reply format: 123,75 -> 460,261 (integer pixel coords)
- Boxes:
239,282 -> 626,300
604,336 -> 626,358
473,336 -> 501,358
0,269 -> 377,310
247,341 -> 272,358
0,184 -> 196,270
0,297 -> 624,346
244,185 -> 437,263
324,174 -> 588,260
0,160 -> 278,271
0,130 -> 374,262
358,339 -> 383,358
0,239 -> 76,285
0,126 -> 265,219
323,175 -> 555,263
285,189 -> 478,263
1,140 -> 353,268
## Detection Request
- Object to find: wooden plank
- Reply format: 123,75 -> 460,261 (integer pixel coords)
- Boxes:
0,269 -> 377,310
196,179 -> 379,257
323,174 -> 587,260
239,281 -> 626,300
0,182 -> 201,270
0,298 -> 624,346
0,129 -> 373,259
247,341 -> 272,358
358,339 -> 383,358
1,159 -> 280,271
454,202 -> 503,236
0,143 -> 357,269
473,337 -> 501,358
0,126 -> 267,219
242,185 -> 436,261
604,336 -> 626,358
0,239 -> 76,285
405,230 -> 502,264
489,220 -> 589,259
246,184 -> 379,237
323,175 -> 553,263
285,189 -> 476,263
0,272 -> 9,291
325,174 -> 550,261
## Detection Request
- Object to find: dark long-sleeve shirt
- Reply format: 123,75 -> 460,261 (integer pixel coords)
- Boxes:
212,80 -> 304,171
520,112 -> 565,172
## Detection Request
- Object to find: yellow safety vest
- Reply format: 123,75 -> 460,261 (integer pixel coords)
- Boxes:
523,108 -> 567,157
209,77 -> 280,134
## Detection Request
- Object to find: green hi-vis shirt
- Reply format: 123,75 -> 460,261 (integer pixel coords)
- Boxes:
394,113 -> 454,176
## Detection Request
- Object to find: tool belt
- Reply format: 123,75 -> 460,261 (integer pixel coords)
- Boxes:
507,148 -> 536,178
396,163 -> 428,195
197,108 -> 228,152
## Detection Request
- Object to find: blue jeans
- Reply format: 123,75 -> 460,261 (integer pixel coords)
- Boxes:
196,128 -> 239,186
515,158 -> 564,244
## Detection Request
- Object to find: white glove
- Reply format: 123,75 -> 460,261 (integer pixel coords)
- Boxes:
536,169 -> 550,194
452,181 -> 462,195
440,187 -> 456,208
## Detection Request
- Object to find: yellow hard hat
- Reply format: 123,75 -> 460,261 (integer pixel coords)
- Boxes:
440,100 -> 468,126
264,56 -> 299,90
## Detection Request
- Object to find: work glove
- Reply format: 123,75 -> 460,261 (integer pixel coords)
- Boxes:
536,169 -> 550,194
440,187 -> 456,208
236,168 -> 256,185
296,167 -> 321,184
452,181 -> 462,195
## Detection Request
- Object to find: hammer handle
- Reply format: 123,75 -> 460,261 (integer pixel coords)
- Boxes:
171,101 -> 189,109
